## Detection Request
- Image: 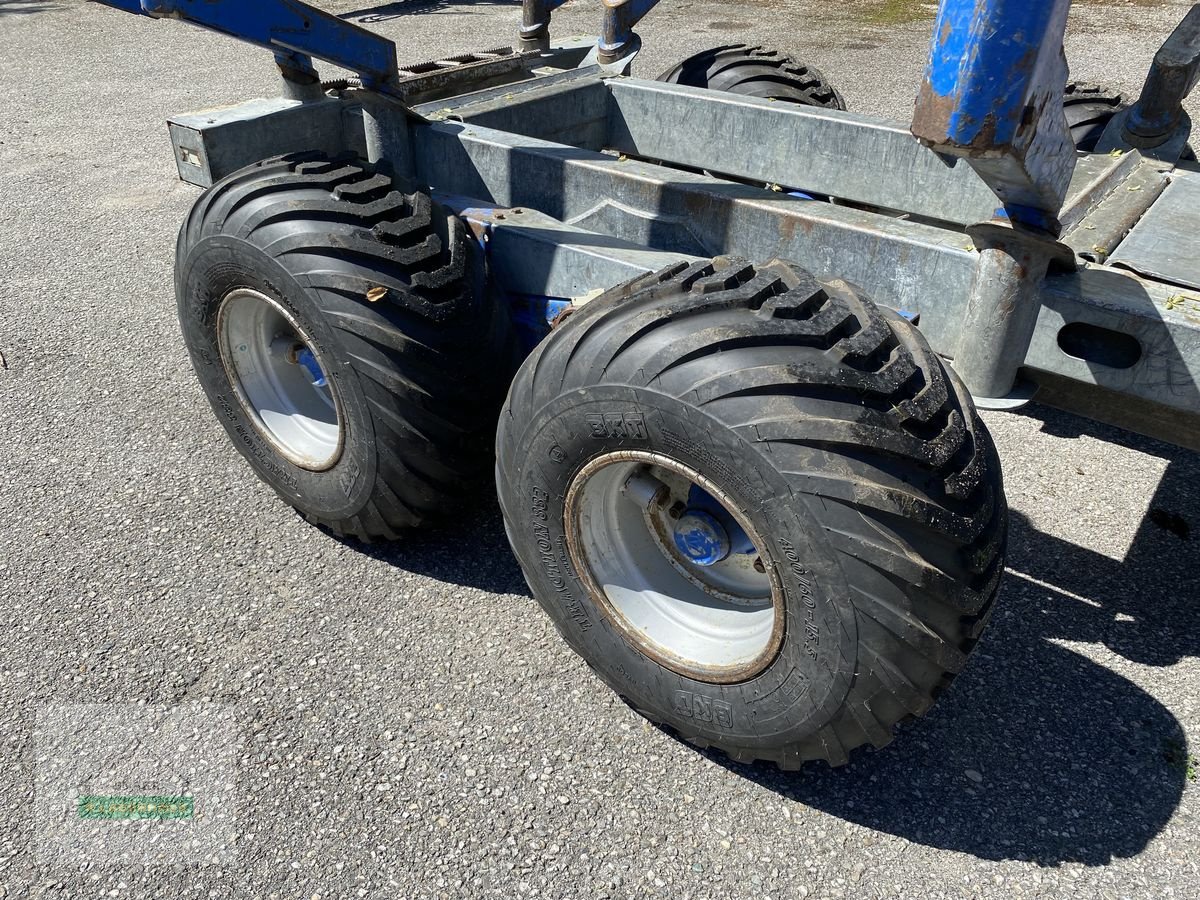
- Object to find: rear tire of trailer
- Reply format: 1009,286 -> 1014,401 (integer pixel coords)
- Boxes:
175,152 -> 516,541
658,44 -> 846,110
1063,82 -> 1127,152
1062,81 -> 1195,159
496,258 -> 1006,768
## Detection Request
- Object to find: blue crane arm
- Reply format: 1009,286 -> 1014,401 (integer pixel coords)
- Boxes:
911,0 -> 1075,228
95,0 -> 400,90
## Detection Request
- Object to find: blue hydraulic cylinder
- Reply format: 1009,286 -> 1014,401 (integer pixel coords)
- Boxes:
911,0 -> 1076,229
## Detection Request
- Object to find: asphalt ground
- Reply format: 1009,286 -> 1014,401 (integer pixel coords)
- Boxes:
0,0 -> 1198,897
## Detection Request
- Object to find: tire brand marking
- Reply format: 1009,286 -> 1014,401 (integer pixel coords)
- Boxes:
586,412 -> 646,440
531,487 -> 591,631
747,666 -> 809,706
215,392 -> 299,489
342,459 -> 361,500
672,691 -> 734,730
659,428 -> 753,499
779,538 -> 819,660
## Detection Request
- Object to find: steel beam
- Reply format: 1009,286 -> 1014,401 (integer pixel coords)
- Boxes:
414,120 -> 976,348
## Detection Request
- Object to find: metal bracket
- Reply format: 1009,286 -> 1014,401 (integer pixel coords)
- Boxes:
1124,4 -> 1200,149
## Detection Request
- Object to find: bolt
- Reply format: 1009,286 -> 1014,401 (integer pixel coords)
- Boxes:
668,502 -> 686,520
753,557 -> 765,573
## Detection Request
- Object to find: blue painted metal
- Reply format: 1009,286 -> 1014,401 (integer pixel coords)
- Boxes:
295,347 -> 328,388
96,0 -> 401,91
509,296 -> 572,353
922,1 -> 1064,147
455,204 -> 574,353
911,0 -> 1076,226
683,485 -> 755,556
672,510 -> 730,567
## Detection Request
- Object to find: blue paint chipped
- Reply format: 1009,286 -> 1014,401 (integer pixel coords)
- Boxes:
921,0 -> 1071,147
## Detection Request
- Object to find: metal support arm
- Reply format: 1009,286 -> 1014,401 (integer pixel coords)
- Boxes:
911,0 -> 1077,406
599,0 -> 660,64
912,0 -> 1075,227
95,0 -> 402,93
520,0 -> 573,53
1124,3 -> 1200,149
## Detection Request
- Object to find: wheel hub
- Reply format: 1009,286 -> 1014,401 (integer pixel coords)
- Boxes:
217,288 -> 344,471
672,509 -> 730,566
565,451 -> 785,683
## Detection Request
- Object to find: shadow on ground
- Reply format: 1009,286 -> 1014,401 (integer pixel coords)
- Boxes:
714,413 -> 1197,866
336,0 -> 518,24
0,0 -> 60,16
342,408 -> 1196,866
338,497 -> 530,595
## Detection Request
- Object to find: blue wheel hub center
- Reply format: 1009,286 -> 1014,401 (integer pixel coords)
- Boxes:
671,486 -> 756,567
672,510 -> 729,566
295,346 -> 329,388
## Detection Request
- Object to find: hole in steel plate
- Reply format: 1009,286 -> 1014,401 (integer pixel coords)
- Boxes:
1057,322 -> 1143,370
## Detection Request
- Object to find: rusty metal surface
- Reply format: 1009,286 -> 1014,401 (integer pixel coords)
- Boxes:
911,0 -> 1076,223
953,221 -> 1061,402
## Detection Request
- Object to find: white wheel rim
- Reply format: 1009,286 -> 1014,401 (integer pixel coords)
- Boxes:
565,451 -> 785,683
217,288 -> 344,471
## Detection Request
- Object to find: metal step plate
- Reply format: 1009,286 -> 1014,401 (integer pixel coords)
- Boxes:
1109,174 -> 1200,291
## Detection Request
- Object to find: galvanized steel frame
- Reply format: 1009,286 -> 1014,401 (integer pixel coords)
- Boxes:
162,66 -> 1200,448
96,0 -> 1200,450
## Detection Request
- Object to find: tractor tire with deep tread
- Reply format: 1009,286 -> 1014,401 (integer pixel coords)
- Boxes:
176,151 -> 517,541
496,257 -> 1006,768
658,44 -> 847,110
1064,81 -> 1127,152
1061,81 -> 1195,160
